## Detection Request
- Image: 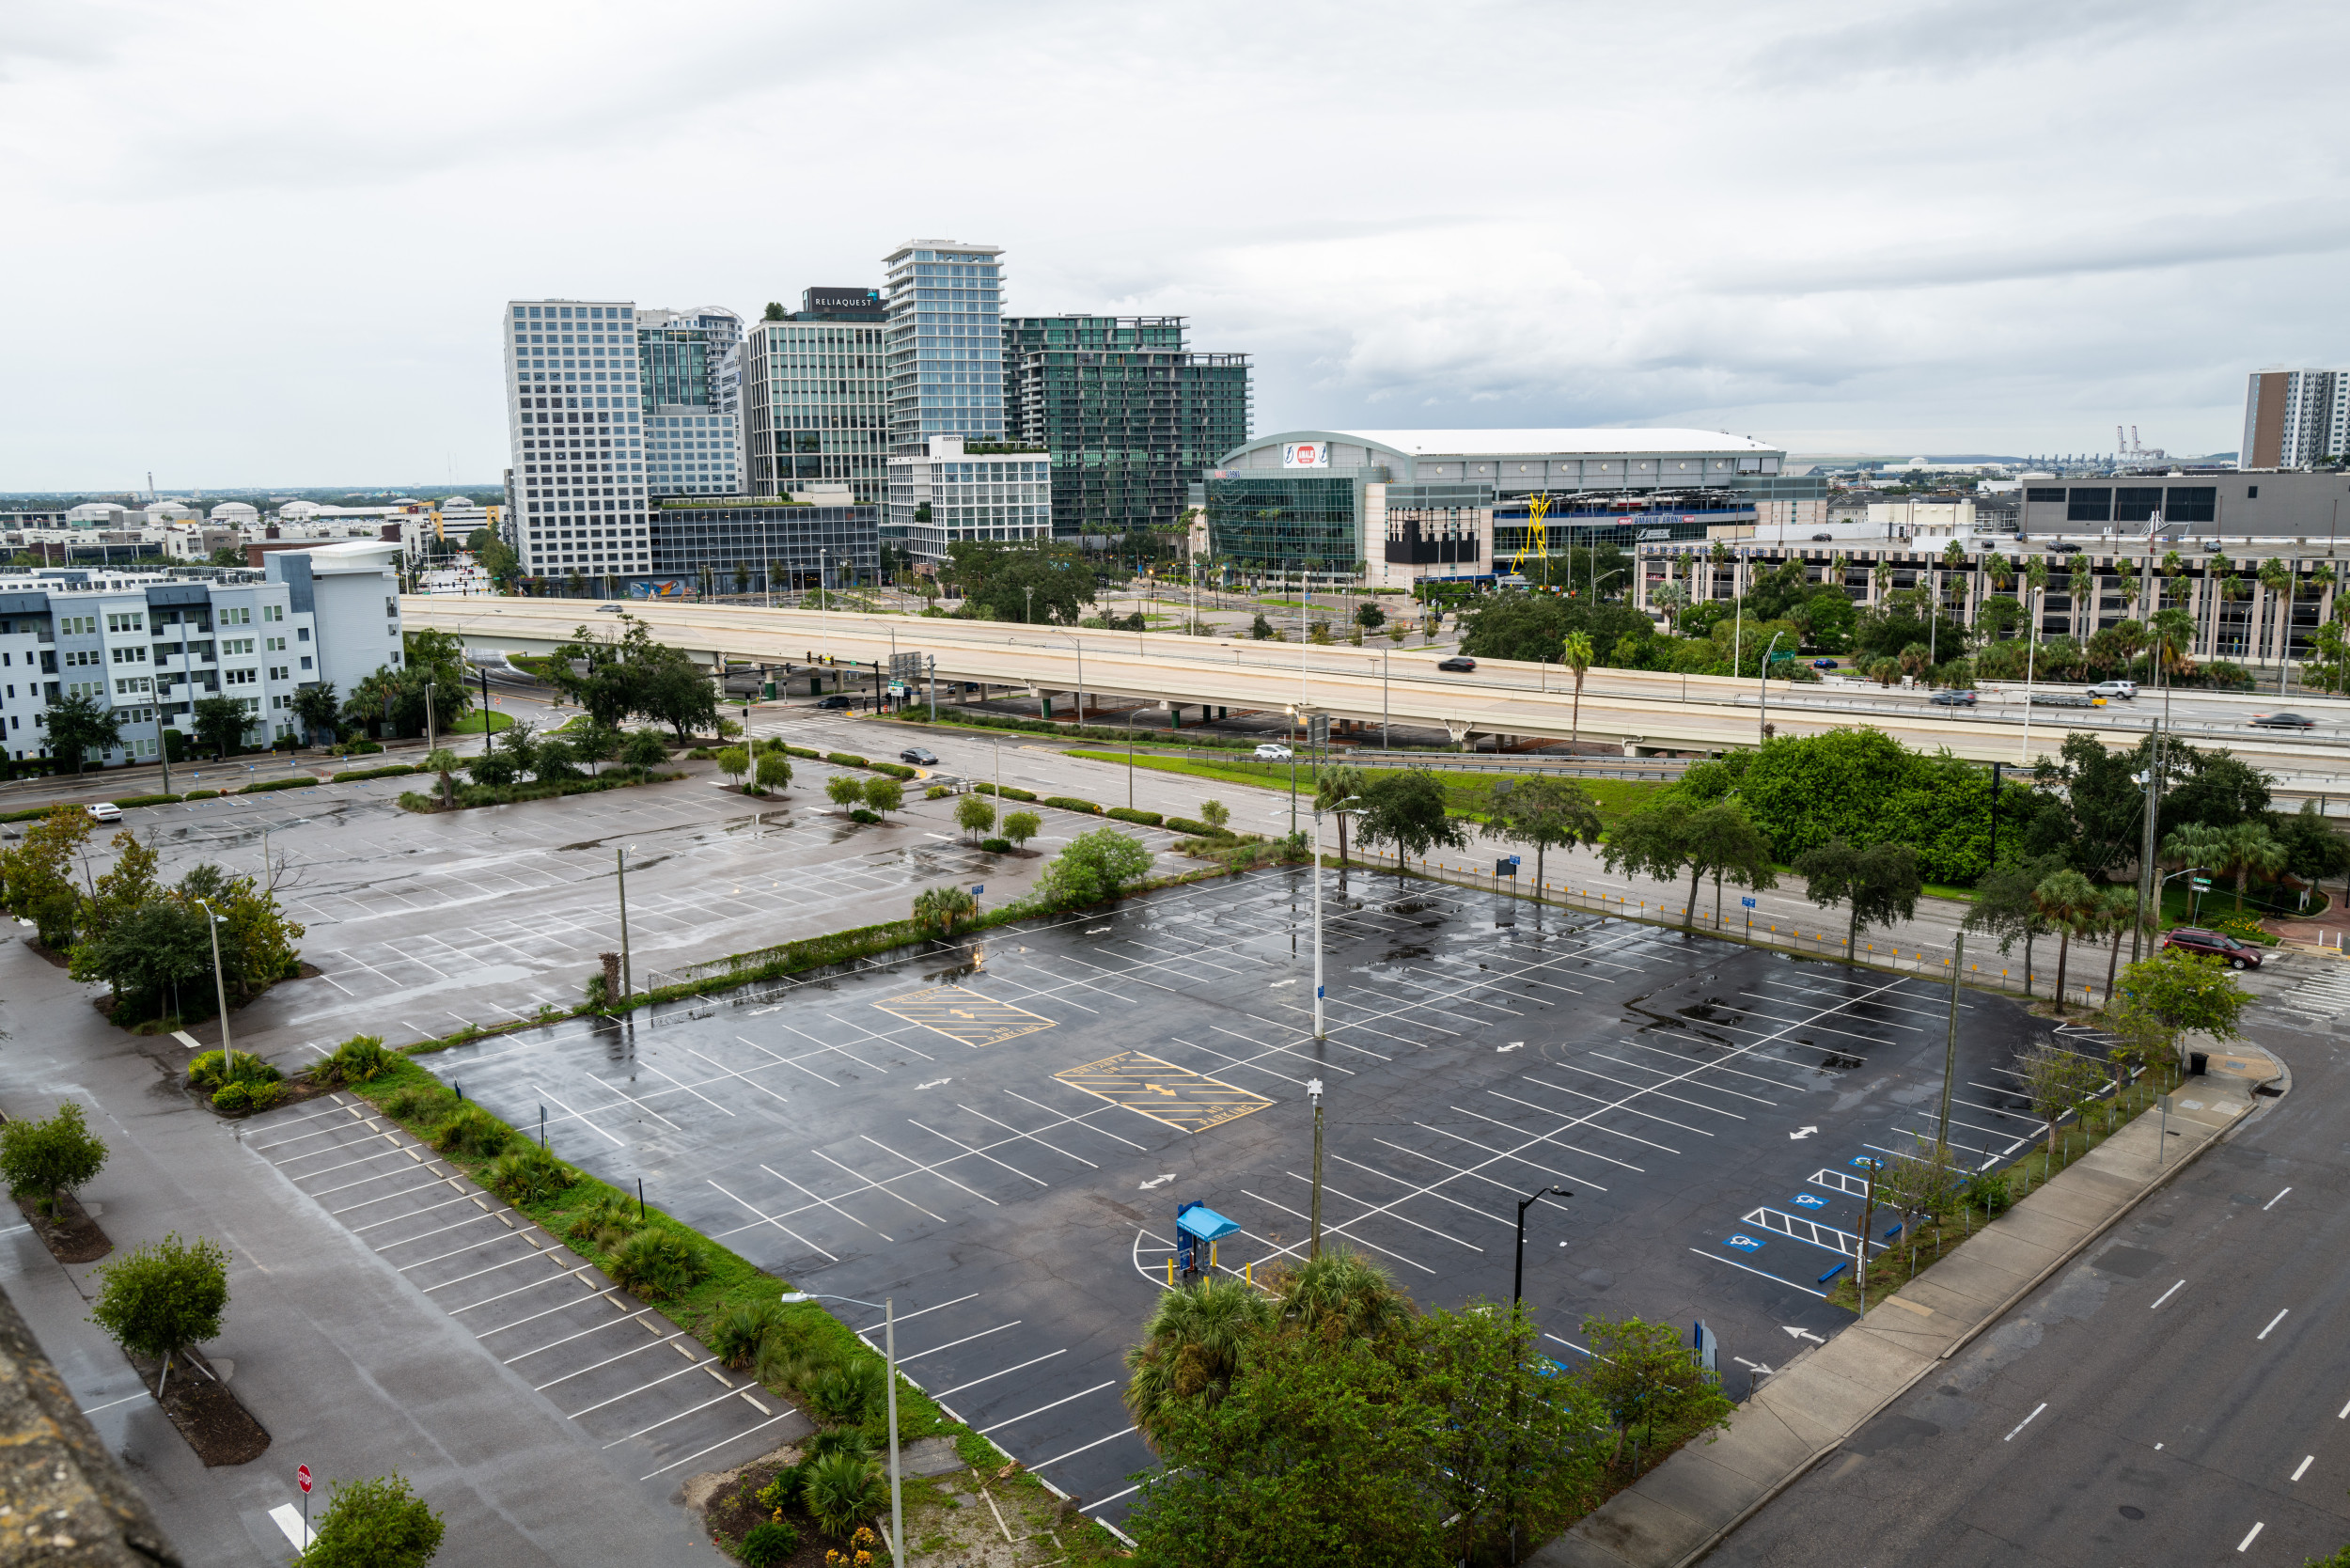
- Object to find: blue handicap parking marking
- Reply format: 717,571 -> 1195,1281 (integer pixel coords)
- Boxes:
1791,1193 -> 1828,1210
1723,1233 -> 1765,1253
1848,1155 -> 1884,1171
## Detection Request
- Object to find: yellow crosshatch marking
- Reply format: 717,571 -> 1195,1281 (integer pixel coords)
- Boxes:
1054,1052 -> 1274,1134
870,984 -> 1055,1048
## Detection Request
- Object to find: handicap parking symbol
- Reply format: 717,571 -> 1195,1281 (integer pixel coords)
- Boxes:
1792,1193 -> 1827,1210
1849,1156 -> 1884,1170
1723,1233 -> 1765,1253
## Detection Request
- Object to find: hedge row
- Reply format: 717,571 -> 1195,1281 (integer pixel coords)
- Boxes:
891,708 -> 1276,751
397,769 -> 682,814
1105,807 -> 1164,826
784,745 -> 822,760
239,776 -> 316,795
868,761 -> 916,781
1041,795 -> 1102,815
332,763 -> 425,782
977,783 -> 1037,801
110,793 -> 183,809
825,751 -> 867,768
1166,816 -> 1235,839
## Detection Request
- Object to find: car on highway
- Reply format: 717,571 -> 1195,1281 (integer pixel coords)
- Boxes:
2088,681 -> 2137,699
596,604 -> 626,613
1810,657 -> 1838,669
2161,927 -> 2264,970
1253,743 -> 1293,760
1810,533 -> 1835,541
1437,655 -> 1478,672
2250,712 -> 2316,729
85,802 -> 121,823
815,694 -> 853,710
2047,541 -> 2084,554
2029,691 -> 2104,707
1929,689 -> 1979,706
899,746 -> 938,766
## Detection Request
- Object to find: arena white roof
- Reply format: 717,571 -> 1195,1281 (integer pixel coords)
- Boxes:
1322,429 -> 1778,456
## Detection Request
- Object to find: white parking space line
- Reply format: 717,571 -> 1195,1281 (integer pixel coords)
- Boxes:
977,1380 -> 1120,1435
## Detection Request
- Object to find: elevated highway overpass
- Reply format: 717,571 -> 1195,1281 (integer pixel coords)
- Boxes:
400,597 -> 2350,790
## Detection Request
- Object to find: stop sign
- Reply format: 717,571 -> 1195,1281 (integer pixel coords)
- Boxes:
298,1465 -> 311,1494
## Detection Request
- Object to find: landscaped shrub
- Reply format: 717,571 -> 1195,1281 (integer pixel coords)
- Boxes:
431,1105 -> 516,1159
480,1145 -> 574,1206
310,1033 -> 394,1087
564,1193 -> 637,1251
710,1298 -> 789,1370
245,1081 -> 282,1111
239,776 -> 314,794
1165,817 -> 1231,839
607,1228 -> 709,1299
735,1518 -> 800,1566
1106,807 -> 1164,826
181,790 -> 219,800
869,761 -> 916,780
801,1451 -> 885,1538
301,1472 -> 445,1568
383,1082 -> 458,1126
212,1081 -> 251,1113
979,837 -> 1012,853
1041,795 -> 1102,815
108,793 -> 183,809
847,808 -> 882,824
1966,1168 -> 2012,1215
825,752 -> 867,768
0,1102 -> 108,1216
805,1357 -> 886,1424
188,1051 -> 283,1092
785,745 -> 822,760
925,784 -> 951,800
978,783 -> 1037,801
330,764 -> 424,783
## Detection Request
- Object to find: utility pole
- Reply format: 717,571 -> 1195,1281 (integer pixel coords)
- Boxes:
1308,1078 -> 1324,1261
196,899 -> 233,1076
1937,933 -> 1963,1149
615,846 -> 634,1001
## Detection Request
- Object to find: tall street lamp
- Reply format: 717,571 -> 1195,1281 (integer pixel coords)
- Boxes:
1313,793 -> 1361,1042
1307,1078 -> 1324,1261
1513,1185 -> 1571,1309
1757,632 -> 1787,744
778,1293 -> 903,1564
615,845 -> 635,1001
195,898 -> 234,1078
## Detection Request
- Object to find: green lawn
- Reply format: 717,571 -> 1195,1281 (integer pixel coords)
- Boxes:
1060,750 -> 1665,826
443,710 -> 516,735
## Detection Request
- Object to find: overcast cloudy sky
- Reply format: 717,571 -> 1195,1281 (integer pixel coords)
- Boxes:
6,0 -> 2344,490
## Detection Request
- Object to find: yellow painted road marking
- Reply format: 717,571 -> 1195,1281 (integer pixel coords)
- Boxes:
871,984 -> 1055,1048
1054,1051 -> 1274,1134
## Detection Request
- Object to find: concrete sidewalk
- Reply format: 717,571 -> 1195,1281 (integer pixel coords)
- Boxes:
1532,1047 -> 2282,1568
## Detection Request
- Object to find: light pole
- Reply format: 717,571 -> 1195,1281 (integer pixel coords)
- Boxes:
2018,585 -> 2042,767
196,898 -> 233,1078
777,1293 -> 903,1565
1757,632 -> 1786,743
1513,1185 -> 1569,1309
819,549 -> 830,665
1307,1077 -> 1324,1261
616,845 -> 634,1001
1312,794 -> 1361,1042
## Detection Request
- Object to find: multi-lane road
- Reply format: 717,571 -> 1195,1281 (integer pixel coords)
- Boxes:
402,597 -> 2350,784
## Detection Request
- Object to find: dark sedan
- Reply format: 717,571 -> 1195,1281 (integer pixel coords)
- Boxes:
1929,689 -> 1979,706
2250,712 -> 2316,729
1438,656 -> 1477,672
1811,657 -> 1839,669
899,746 -> 939,766
815,694 -> 853,710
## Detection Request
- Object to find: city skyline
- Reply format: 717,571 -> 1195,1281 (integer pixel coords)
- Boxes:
6,0 -> 2348,488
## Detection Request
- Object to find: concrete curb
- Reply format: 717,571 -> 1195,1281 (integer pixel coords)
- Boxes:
1532,1062 -> 2277,1568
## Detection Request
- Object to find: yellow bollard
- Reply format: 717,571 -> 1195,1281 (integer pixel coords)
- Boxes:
1246,1261 -> 1252,1287
1211,1242 -> 1218,1273
1167,1257 -> 1174,1287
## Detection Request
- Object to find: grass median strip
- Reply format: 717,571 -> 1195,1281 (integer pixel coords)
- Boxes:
1061,749 -> 1665,824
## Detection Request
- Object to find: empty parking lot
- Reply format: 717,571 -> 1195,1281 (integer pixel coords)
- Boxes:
413,868 -> 2076,1528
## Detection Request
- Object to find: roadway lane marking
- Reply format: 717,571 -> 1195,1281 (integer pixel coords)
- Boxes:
2238,1521 -> 2264,1552
2003,1402 -> 2047,1442
2151,1279 -> 2186,1309
2293,1456 -> 2313,1482
2259,1309 -> 2290,1340
2264,1186 -> 2293,1211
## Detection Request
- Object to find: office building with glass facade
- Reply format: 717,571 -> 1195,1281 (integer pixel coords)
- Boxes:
1003,315 -> 1252,542
501,297 -> 651,580
1203,429 -> 1803,588
886,435 -> 1052,564
635,306 -> 744,497
744,288 -> 889,508
636,495 -> 878,598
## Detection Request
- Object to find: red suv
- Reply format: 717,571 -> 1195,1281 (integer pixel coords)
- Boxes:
2160,928 -> 2263,970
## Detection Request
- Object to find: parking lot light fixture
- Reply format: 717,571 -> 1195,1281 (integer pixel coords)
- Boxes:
777,1293 -> 902,1563
1513,1185 -> 1570,1310
1307,1079 -> 1324,1261
196,898 -> 233,1077
1311,794 -> 1361,1043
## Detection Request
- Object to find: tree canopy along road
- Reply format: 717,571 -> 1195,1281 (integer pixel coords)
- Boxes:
400,598 -> 2350,782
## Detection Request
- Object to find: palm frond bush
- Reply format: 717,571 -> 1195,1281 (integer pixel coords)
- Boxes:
606,1228 -> 708,1299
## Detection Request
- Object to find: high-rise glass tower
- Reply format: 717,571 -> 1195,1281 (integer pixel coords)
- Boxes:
743,289 -> 889,506
883,241 -> 1005,454
636,306 -> 744,497
500,297 -> 650,581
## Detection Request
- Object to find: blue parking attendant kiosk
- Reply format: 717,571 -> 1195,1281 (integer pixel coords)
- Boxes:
1175,1201 -> 1240,1278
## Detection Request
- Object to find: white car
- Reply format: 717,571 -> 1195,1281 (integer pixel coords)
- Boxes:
2087,681 -> 2137,700
1253,744 -> 1293,761
86,802 -> 122,823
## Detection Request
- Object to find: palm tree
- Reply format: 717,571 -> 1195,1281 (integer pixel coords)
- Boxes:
1984,552 -> 2013,591
1122,1275 -> 1274,1448
2159,823 -> 2226,922
2220,822 -> 2287,916
1652,580 -> 1688,635
2031,870 -> 2104,1013
2148,607 -> 2194,680
1275,1249 -> 1414,1343
1562,631 -> 1595,745
2259,558 -> 2294,670
1315,763 -> 1369,865
2096,886 -> 2145,1005
2025,557 -> 2050,648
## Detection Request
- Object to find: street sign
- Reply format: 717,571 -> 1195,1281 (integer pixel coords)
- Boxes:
2190,878 -> 2212,890
970,885 -> 983,896
1308,713 -> 1330,745
298,1465 -> 311,1493
1496,857 -> 1517,877
1741,896 -> 1758,909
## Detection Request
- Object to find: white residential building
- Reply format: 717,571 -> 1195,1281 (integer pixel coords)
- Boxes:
2242,368 -> 2350,470
886,435 -> 1052,564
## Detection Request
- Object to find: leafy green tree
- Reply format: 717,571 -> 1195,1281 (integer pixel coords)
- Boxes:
955,793 -> 995,841
1875,1136 -> 1966,1262
464,746 -> 518,789
1314,764 -> 1370,864
619,728 -> 670,770
2269,800 -> 2350,892
42,692 -> 121,773
1199,799 -> 1230,832
0,1101 -> 108,1216
1792,837 -> 1921,960
88,1232 -> 228,1389
1580,1314 -> 1735,1471
192,695 -> 251,760
301,1473 -> 445,1568
912,885 -> 977,936
68,899 -> 212,1022
945,539 -> 1101,624
1481,775 -> 1602,893
1358,771 -> 1468,886
863,776 -> 904,816
1002,809 -> 1041,849
1040,827 -> 1152,909
0,806 -> 92,949
642,658 -> 720,742
754,752 -> 791,794
1602,798 -> 1776,932
2018,1042 -> 2106,1160
1353,601 -> 1386,630
465,525 -> 520,593
2032,732 -> 2145,879
2116,948 -> 2248,1051
291,682 -> 342,745
1417,1303 -> 1610,1560
824,775 -> 865,815
716,745 -> 750,790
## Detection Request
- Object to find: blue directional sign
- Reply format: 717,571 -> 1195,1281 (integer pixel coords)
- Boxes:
1742,896 -> 1758,909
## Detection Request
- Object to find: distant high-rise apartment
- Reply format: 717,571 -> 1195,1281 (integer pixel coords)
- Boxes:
881,243 -> 1040,564
1003,315 -> 1252,541
743,288 -> 889,507
884,241 -> 1005,452
500,298 -> 651,581
2242,368 -> 2349,469
636,306 -> 744,498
